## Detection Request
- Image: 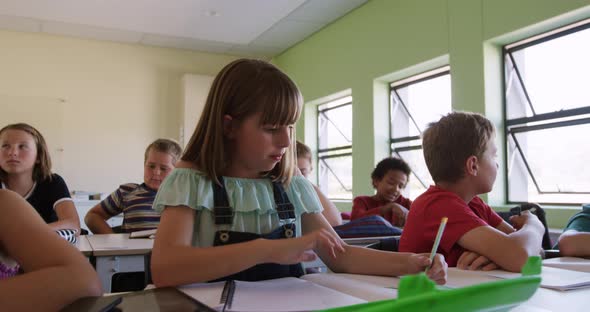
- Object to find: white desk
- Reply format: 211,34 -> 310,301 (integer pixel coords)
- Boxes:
175,269 -> 589,311
74,199 -> 122,233
86,234 -> 153,292
75,235 -> 93,257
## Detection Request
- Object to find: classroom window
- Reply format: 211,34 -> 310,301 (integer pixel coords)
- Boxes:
504,19 -> 590,205
390,67 -> 451,199
317,96 -> 353,200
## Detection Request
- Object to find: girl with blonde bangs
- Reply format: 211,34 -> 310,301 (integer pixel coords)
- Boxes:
151,58 -> 448,286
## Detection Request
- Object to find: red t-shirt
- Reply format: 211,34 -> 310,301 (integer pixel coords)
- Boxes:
351,195 -> 412,225
398,186 -> 503,267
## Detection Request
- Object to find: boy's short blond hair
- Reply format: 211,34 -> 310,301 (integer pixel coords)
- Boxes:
422,112 -> 494,183
145,138 -> 182,164
296,141 -> 311,160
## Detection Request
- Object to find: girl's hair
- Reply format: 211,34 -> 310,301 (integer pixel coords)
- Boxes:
144,138 -> 183,164
0,123 -> 53,182
182,59 -> 303,185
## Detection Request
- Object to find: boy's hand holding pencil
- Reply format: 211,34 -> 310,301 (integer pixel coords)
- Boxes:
407,216 -> 449,285
407,253 -> 448,285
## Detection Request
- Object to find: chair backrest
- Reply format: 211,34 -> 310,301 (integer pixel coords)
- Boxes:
365,236 -> 400,252
333,215 -> 402,238
144,251 -> 153,286
497,203 -> 552,250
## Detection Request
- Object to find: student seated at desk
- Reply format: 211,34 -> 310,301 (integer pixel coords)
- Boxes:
352,157 -> 412,227
296,140 -> 342,226
0,123 -> 80,234
399,112 -> 544,272
557,204 -> 590,257
151,59 -> 447,287
85,139 -> 182,234
0,189 -> 101,310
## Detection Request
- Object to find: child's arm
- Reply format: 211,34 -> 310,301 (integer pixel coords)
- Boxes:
350,197 -> 373,219
312,184 -> 342,226
352,198 -> 407,226
351,197 -> 391,219
495,220 -> 516,234
0,190 -> 101,311
558,230 -> 590,257
301,212 -> 447,284
151,205 -> 345,286
84,203 -> 115,234
50,200 -> 81,233
457,211 -> 544,272
457,221 -> 516,270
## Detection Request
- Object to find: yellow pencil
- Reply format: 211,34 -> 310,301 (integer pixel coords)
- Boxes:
425,217 -> 448,273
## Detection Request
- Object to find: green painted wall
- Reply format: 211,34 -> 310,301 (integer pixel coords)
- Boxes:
273,0 -> 590,228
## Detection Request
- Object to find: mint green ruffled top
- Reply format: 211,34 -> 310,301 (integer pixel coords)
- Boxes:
153,168 -> 323,247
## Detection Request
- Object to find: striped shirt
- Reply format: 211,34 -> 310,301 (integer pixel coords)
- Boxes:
101,183 -> 159,233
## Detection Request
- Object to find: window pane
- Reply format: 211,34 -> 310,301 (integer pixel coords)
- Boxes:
394,149 -> 432,199
391,74 -> 451,138
507,26 -> 590,119
390,69 -> 451,197
505,21 -> 590,204
318,103 -> 352,150
317,96 -> 352,200
318,155 -> 352,200
508,122 -> 590,204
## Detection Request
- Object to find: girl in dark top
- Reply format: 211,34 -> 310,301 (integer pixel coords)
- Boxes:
0,123 -> 80,233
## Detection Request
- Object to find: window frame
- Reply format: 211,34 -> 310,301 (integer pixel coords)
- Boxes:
389,66 -> 451,194
316,97 -> 353,200
503,18 -> 590,205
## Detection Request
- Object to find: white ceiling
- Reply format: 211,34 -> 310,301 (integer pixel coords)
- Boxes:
0,0 -> 368,58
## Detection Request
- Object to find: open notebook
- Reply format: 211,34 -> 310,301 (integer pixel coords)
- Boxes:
485,266 -> 590,291
129,228 -> 157,239
178,275 -> 395,312
176,258 -> 544,312
542,257 -> 590,273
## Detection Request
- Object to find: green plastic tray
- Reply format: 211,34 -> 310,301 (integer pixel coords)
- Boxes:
317,256 -> 542,312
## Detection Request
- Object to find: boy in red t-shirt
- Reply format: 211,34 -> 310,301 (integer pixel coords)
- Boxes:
399,112 -> 544,272
351,157 -> 413,227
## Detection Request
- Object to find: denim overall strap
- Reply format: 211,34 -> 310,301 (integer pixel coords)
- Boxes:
211,177 -> 304,282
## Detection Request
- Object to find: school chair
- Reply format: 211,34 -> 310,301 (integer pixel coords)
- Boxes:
497,203 -> 552,250
144,251 -> 153,286
365,236 -> 401,252
111,225 -> 123,233
333,215 -> 402,238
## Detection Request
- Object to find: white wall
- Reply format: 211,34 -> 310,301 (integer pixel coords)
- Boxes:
0,30 -> 237,193
181,74 -> 214,147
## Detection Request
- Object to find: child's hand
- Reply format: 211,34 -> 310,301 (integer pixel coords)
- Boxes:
509,210 -> 541,230
457,251 -> 499,271
380,203 -> 409,226
390,204 -> 409,227
265,229 -> 345,264
407,253 -> 448,285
